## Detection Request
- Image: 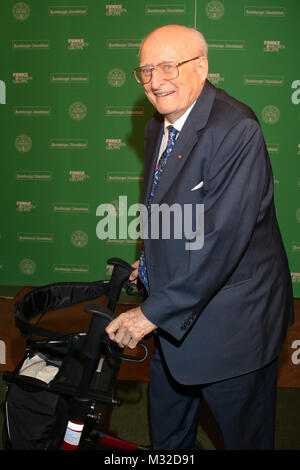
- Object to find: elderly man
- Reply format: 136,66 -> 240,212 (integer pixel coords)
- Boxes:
106,25 -> 293,450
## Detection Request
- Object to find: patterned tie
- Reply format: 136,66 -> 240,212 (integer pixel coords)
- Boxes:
138,125 -> 179,292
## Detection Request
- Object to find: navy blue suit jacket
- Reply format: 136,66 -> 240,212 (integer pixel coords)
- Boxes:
140,81 -> 294,385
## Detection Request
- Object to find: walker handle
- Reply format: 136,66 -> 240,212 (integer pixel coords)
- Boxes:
83,303 -> 148,363
106,258 -> 135,311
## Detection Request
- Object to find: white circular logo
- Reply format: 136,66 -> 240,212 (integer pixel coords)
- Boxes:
71,230 -> 88,247
15,134 -> 32,152
205,1 -> 224,20
12,2 -> 30,21
262,105 -> 280,124
69,102 -> 87,120
19,258 -> 36,275
108,68 -> 126,87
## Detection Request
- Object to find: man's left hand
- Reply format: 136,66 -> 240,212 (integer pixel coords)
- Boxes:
105,307 -> 157,349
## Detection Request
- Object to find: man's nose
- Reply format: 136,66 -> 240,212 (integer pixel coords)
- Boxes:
150,68 -> 165,89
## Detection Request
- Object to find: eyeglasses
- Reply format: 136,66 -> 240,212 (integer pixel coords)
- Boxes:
133,56 -> 199,85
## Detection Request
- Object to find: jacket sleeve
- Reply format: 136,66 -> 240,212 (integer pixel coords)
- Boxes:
140,117 -> 272,341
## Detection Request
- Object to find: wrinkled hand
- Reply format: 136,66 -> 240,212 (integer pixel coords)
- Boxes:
105,306 -> 156,349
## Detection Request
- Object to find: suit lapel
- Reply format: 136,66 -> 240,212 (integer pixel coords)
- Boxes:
151,126 -> 198,205
149,80 -> 216,206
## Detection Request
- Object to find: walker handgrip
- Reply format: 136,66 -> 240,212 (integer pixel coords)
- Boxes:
107,257 -> 133,271
106,258 -> 134,309
84,303 -> 148,364
83,304 -> 114,360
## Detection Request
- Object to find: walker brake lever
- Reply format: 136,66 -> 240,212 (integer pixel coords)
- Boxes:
104,335 -> 148,363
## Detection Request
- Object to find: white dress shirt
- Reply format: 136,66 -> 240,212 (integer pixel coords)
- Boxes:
157,101 -> 197,162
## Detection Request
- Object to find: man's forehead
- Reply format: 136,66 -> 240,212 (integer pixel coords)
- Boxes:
140,42 -> 183,66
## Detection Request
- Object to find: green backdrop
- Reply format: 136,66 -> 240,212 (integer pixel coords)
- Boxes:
0,0 -> 299,297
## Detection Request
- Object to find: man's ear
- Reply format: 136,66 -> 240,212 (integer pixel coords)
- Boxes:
197,56 -> 208,83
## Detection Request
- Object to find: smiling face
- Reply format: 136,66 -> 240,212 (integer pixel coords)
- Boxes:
139,26 -> 208,123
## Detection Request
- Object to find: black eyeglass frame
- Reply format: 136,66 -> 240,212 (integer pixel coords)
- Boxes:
133,56 -> 200,84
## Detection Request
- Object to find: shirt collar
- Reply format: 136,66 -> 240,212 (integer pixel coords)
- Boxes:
164,101 -> 197,133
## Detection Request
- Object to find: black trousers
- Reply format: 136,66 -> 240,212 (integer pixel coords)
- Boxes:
149,342 -> 278,450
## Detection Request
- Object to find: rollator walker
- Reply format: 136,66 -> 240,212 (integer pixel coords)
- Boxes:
3,258 -> 150,450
